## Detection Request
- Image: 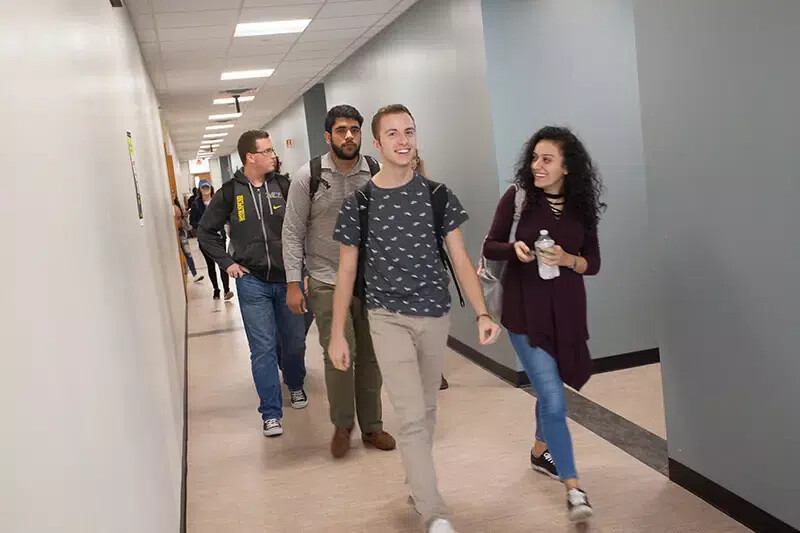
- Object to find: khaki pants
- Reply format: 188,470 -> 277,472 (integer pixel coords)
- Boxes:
308,277 -> 383,433
368,308 -> 451,524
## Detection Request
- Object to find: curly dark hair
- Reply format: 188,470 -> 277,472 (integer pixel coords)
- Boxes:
513,126 -> 606,232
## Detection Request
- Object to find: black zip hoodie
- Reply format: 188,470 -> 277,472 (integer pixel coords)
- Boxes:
197,170 -> 289,283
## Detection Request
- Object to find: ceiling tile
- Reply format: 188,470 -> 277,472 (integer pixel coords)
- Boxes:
151,0 -> 242,14
244,0 -> 321,6
306,14 -> 381,31
136,28 -> 158,43
239,5 -> 321,24
132,14 -> 156,30
155,9 -> 239,29
283,48 -> 345,62
158,25 -> 233,41
160,38 -> 230,54
163,57 -> 225,72
288,38 -> 355,53
297,28 -> 366,43
225,54 -> 285,70
125,0 -> 152,16
317,0 -> 398,18
391,0 -> 419,12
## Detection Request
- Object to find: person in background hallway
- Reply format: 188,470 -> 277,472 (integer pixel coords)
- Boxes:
198,130 -> 308,438
329,105 -> 501,533
173,197 -> 204,283
483,126 -> 605,523
190,179 -> 233,301
283,104 -> 396,458
186,186 -> 198,210
412,152 -> 450,392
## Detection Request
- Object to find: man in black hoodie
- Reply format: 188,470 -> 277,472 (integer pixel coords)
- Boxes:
198,130 -> 307,438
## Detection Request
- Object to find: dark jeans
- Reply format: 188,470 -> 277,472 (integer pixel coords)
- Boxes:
199,246 -> 229,292
236,275 -> 306,421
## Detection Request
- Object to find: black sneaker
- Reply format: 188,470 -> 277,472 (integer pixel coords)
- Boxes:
530,448 -> 559,480
263,418 -> 283,437
290,389 -> 308,409
213,289 -> 220,300
567,488 -> 593,522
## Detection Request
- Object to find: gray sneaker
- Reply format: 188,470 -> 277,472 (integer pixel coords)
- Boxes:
263,418 -> 283,437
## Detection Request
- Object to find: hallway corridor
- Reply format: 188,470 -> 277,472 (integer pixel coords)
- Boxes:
184,246 -> 750,533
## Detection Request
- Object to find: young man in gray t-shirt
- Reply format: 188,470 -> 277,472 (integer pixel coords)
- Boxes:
330,105 -> 501,533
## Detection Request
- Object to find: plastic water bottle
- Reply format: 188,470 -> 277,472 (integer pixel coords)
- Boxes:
535,230 -> 560,280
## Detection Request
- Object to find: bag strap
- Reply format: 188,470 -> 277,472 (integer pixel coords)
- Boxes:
221,179 -> 236,218
353,182 -> 372,302
508,184 -> 526,242
427,178 -> 466,308
364,155 -> 381,176
309,156 -> 324,199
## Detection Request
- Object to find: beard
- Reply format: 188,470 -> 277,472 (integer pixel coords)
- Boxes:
332,142 -> 360,161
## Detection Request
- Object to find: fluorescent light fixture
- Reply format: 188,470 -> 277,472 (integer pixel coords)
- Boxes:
234,19 -> 311,37
203,133 -> 228,138
206,124 -> 234,130
209,112 -> 242,120
214,96 -> 255,105
221,69 -> 274,81
200,140 -> 220,145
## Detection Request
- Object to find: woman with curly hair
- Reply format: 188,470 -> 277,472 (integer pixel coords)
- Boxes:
483,126 -> 605,523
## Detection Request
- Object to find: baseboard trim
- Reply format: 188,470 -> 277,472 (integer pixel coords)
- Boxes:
669,458 -> 798,533
592,347 -> 660,374
448,337 -> 659,388
180,301 -> 188,533
447,336 -> 527,387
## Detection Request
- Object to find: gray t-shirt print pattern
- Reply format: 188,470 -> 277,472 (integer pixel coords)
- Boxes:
333,174 -> 468,317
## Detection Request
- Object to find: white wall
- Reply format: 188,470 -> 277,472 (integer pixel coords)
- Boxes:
209,157 -> 223,190
1,2 -> 185,532
634,0 -> 800,527
481,0 -> 656,360
263,96 -> 312,178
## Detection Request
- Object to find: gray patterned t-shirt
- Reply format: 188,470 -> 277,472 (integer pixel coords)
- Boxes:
333,174 -> 469,317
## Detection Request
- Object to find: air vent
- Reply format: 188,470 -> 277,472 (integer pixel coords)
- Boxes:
110,0 -> 123,6
220,88 -> 256,96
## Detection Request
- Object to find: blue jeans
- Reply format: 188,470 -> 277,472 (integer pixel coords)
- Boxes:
509,333 -> 578,481
178,233 -> 197,276
236,275 -> 307,421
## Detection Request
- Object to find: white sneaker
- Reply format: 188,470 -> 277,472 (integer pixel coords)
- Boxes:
428,518 -> 457,533
567,488 -> 593,522
263,418 -> 283,437
192,274 -> 205,283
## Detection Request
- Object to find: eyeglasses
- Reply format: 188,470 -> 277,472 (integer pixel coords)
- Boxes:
252,148 -> 275,156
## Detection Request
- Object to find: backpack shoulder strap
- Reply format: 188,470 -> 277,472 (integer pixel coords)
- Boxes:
364,155 -> 381,176
355,181 -> 372,246
426,178 -> 466,308
309,156 -> 322,199
221,179 -> 236,216
276,174 -> 290,201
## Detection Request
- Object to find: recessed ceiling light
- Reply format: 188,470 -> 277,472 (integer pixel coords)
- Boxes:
209,112 -> 243,120
221,69 -> 274,81
206,124 -> 234,130
234,19 -> 311,37
214,96 -> 255,105
203,133 -> 228,138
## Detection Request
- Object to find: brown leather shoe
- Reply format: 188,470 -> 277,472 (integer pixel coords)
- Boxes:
331,426 -> 353,458
362,430 -> 397,451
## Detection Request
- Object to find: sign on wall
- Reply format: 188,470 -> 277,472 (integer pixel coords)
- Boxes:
126,131 -> 144,227
286,138 -> 293,148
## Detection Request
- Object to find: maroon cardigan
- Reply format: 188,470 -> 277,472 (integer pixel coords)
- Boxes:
483,186 -> 601,390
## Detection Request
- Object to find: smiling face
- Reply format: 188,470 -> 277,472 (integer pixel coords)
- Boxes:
373,112 -> 416,168
531,139 -> 568,193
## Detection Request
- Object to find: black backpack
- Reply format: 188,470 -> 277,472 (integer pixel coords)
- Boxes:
352,177 -> 465,308
221,172 -> 290,213
308,154 -> 381,198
